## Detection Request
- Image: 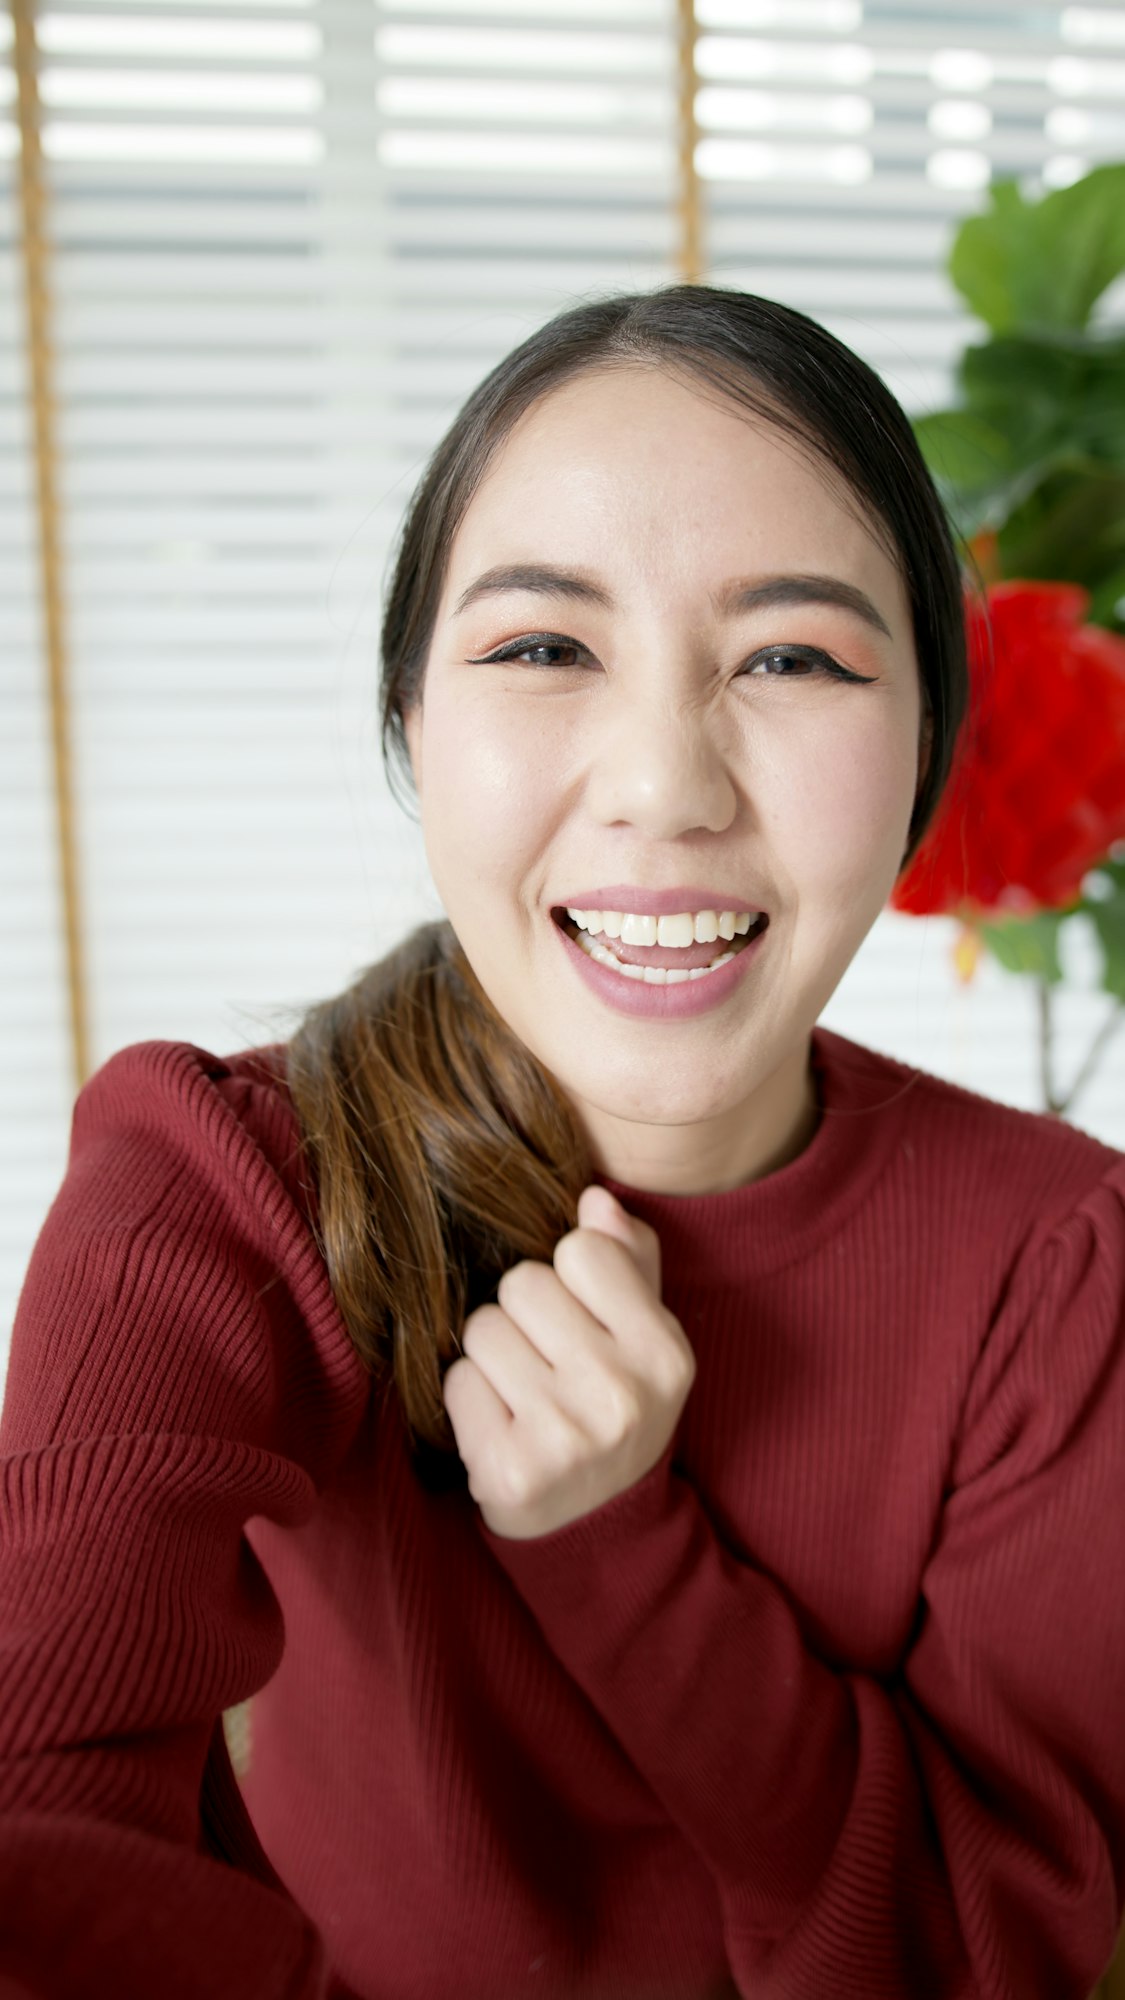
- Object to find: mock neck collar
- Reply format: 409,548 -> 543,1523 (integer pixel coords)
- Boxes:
594,1026 -> 920,1284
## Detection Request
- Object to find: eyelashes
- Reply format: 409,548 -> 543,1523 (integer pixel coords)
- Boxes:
467,632 -> 876,685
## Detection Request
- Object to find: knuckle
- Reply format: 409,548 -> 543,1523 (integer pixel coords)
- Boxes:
498,1457 -> 532,1506
666,1355 -> 695,1399
649,1333 -> 694,1399
661,1307 -> 694,1357
497,1259 -> 536,1308
460,1303 -> 499,1354
669,1325 -> 696,1374
442,1355 -> 467,1397
601,1380 -> 643,1438
672,1344 -> 697,1393
552,1229 -> 583,1277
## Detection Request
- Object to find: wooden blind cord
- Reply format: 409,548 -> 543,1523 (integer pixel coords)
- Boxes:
677,0 -> 704,284
10,0 -> 90,1095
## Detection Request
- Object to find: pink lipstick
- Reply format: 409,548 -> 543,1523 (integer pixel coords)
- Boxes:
551,909 -> 769,1020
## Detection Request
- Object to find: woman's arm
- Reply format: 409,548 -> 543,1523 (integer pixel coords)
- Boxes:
0,1041 -> 369,1999
481,1163 -> 1125,1998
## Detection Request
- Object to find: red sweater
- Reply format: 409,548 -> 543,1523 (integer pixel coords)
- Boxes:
2,1026 -> 1124,2000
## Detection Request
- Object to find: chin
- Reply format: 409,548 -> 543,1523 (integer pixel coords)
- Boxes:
566,1060 -> 755,1126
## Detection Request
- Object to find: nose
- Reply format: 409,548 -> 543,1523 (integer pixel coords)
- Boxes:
584,683 -> 739,838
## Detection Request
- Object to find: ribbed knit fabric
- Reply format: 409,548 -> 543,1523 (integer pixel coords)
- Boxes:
2,1024 -> 1124,2000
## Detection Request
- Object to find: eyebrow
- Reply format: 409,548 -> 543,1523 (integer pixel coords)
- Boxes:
453,563 -> 614,617
451,561 -> 893,639
716,573 -> 893,639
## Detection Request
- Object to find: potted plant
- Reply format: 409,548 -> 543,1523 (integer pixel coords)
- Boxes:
895,163 -> 1125,1118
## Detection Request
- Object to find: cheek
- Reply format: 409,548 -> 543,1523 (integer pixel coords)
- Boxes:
418,696 -> 556,894
767,715 -> 917,897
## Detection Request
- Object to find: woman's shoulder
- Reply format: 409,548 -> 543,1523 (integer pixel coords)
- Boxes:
75,1034 -> 311,1221
2,1034 -> 367,1469
80,1031 -> 293,1120
814,1024 -> 1125,1250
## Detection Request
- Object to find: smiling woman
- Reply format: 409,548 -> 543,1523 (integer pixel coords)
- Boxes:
289,286 -> 967,1406
398,360 -> 925,1103
4,286 -> 1125,2000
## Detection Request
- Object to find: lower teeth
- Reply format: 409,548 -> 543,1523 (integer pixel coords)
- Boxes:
572,930 -> 741,984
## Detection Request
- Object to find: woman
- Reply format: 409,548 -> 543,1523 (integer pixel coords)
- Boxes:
2,287 -> 1123,2000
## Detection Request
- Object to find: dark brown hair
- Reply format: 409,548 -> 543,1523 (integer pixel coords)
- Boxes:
285,285 -> 970,1464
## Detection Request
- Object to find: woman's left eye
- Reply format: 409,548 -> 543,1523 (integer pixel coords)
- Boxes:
744,645 -> 856,680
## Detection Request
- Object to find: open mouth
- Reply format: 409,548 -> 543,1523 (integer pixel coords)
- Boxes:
551,907 -> 768,975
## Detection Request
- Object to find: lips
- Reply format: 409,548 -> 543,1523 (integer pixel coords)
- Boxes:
553,909 -> 767,972
555,884 -> 770,919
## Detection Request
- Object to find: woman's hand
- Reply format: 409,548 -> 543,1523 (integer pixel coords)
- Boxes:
442,1186 -> 697,1541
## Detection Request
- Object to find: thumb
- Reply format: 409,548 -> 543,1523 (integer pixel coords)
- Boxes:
577,1185 -> 663,1300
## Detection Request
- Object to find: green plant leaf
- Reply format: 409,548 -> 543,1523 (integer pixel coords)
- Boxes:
979,910 -> 1070,983
996,459 -> 1125,591
920,335 -> 1125,556
1089,895 -> 1125,1001
910,410 -> 1035,540
949,165 -> 1125,334
959,332 -> 1125,469
1077,859 -> 1125,1000
913,409 -> 1014,489
1085,567 -> 1125,633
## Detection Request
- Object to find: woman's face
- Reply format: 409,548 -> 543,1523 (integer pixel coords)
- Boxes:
404,363 -> 927,1194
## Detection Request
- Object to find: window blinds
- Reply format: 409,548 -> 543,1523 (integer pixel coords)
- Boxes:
2,0 -> 1124,1383
697,0 -> 1125,411
2,10 -> 72,1344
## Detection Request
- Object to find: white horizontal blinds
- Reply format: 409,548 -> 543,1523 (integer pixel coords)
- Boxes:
0,20 -> 74,1360
374,0 -> 678,471
27,0 -> 410,1100
0,0 -> 408,1392
697,0 -> 1125,413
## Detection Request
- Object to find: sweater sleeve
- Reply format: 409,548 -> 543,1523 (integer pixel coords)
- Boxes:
0,1041 -> 370,2000
479,1161 -> 1125,1999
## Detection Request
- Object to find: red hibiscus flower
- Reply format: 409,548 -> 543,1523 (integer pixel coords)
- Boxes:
892,581 -> 1125,918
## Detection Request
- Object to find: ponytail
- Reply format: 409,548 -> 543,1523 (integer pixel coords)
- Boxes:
284,919 -> 594,1460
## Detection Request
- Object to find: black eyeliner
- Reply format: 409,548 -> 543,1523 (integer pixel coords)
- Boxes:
466,631 -> 580,663
467,633 -> 876,683
751,644 -> 875,684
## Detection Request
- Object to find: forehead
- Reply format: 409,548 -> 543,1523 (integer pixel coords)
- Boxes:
446,362 -> 903,600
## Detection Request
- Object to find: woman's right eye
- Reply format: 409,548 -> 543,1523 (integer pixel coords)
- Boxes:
476,637 -> 588,669
518,643 -> 582,668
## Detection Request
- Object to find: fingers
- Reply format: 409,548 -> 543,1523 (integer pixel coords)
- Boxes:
492,1260 -> 595,1369
458,1286 -> 607,1438
456,1212 -> 677,1425
550,1231 -> 682,1383
575,1187 -> 663,1298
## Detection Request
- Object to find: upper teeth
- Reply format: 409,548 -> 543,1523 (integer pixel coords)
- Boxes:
565,908 -> 759,946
